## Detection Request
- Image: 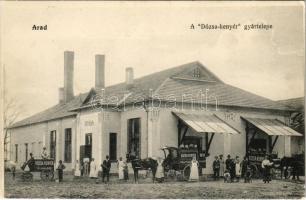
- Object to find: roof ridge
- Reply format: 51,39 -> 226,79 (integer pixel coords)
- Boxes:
152,77 -> 172,97
103,61 -> 200,90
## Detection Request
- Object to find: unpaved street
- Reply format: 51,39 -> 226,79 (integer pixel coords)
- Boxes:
4,173 -> 305,199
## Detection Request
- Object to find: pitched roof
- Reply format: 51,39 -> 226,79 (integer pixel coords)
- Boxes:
276,97 -> 304,111
80,61 -> 223,107
155,78 -> 291,110
81,61 -> 291,111
9,93 -> 88,128
11,61 -> 293,128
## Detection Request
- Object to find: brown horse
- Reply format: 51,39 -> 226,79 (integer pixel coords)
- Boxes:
127,154 -> 158,183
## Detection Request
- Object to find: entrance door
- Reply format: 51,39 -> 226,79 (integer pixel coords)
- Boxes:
109,133 -> 117,161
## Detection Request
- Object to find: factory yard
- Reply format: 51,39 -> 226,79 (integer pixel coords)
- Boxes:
4,172 -> 305,199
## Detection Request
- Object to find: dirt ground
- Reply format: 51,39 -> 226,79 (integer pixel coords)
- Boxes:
4,172 -> 305,199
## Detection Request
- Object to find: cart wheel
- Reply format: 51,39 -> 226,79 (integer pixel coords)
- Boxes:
166,169 -> 176,180
183,165 -> 191,181
41,170 -> 53,181
249,164 -> 260,179
49,171 -> 54,180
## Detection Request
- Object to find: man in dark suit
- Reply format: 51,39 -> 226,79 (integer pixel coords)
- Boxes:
101,155 -> 111,183
213,156 -> 220,180
27,153 -> 35,171
225,155 -> 231,171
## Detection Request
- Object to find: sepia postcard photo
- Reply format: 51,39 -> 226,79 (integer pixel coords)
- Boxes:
0,1 -> 305,199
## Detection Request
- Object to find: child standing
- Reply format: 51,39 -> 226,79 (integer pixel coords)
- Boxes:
117,157 -> 125,180
56,160 -> 66,182
224,170 -> 231,183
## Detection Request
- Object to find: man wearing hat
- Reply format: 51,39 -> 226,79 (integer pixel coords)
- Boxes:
225,154 -> 231,171
213,156 -> 220,180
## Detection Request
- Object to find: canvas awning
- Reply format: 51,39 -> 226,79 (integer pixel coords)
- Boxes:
172,112 -> 239,134
242,117 -> 302,137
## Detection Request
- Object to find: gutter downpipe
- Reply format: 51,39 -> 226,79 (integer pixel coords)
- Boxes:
144,101 -> 150,158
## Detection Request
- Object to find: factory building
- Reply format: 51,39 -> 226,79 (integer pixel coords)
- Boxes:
8,51 -> 303,174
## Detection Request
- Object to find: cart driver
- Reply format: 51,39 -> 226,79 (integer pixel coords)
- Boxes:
41,147 -> 49,159
27,153 -> 35,171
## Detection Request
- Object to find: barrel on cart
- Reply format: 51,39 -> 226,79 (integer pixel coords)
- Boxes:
21,159 -> 55,181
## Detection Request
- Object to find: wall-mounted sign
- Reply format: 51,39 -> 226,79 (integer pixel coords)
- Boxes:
84,120 -> 94,126
223,112 -> 237,121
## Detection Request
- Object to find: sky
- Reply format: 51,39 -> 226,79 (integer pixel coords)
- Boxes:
1,1 -> 304,121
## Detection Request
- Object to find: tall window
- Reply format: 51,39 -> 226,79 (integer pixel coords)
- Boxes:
84,133 -> 92,159
15,144 -> 18,162
127,118 -> 141,158
85,133 -> 92,145
64,128 -> 72,163
50,130 -> 56,159
25,143 -> 28,161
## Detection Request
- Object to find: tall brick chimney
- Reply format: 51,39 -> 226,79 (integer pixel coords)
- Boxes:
95,54 -> 105,89
126,67 -> 134,89
63,51 -> 74,102
58,87 -> 64,103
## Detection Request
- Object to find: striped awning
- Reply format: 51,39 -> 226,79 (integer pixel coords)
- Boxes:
172,112 -> 239,134
242,117 -> 302,137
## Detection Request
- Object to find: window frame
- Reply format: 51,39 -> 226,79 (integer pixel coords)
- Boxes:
127,118 -> 141,158
64,128 -> 72,163
50,130 -> 57,159
15,144 -> 18,162
25,143 -> 28,161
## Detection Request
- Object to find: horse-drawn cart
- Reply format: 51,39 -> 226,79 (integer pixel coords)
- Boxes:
21,159 -> 55,181
247,152 -> 283,179
162,146 -> 206,180
127,146 -> 206,182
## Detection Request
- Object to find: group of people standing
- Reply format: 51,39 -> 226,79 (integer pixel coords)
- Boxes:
24,147 -> 295,184
213,154 -> 250,182
74,156 -> 113,183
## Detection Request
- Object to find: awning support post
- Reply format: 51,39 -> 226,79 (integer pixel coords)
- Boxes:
248,128 -> 256,146
270,136 -> 279,153
245,124 -> 249,156
177,120 -> 188,146
177,120 -> 182,146
180,126 -> 189,146
206,133 -> 215,156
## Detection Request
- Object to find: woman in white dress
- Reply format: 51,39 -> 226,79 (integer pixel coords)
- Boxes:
189,156 -> 199,181
74,160 -> 81,177
117,157 -> 125,180
89,158 -> 98,178
155,157 -> 164,182
235,156 -> 241,182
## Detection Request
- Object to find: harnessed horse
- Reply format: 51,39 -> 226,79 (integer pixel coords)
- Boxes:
126,154 -> 158,183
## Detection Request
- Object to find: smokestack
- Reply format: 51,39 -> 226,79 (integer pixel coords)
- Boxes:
126,67 -> 134,89
64,51 -> 74,102
95,55 -> 105,89
58,87 -> 64,103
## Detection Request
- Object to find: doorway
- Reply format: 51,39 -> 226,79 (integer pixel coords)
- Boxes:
109,133 -> 117,161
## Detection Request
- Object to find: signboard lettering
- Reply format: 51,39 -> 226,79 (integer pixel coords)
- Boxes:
84,120 -> 94,126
